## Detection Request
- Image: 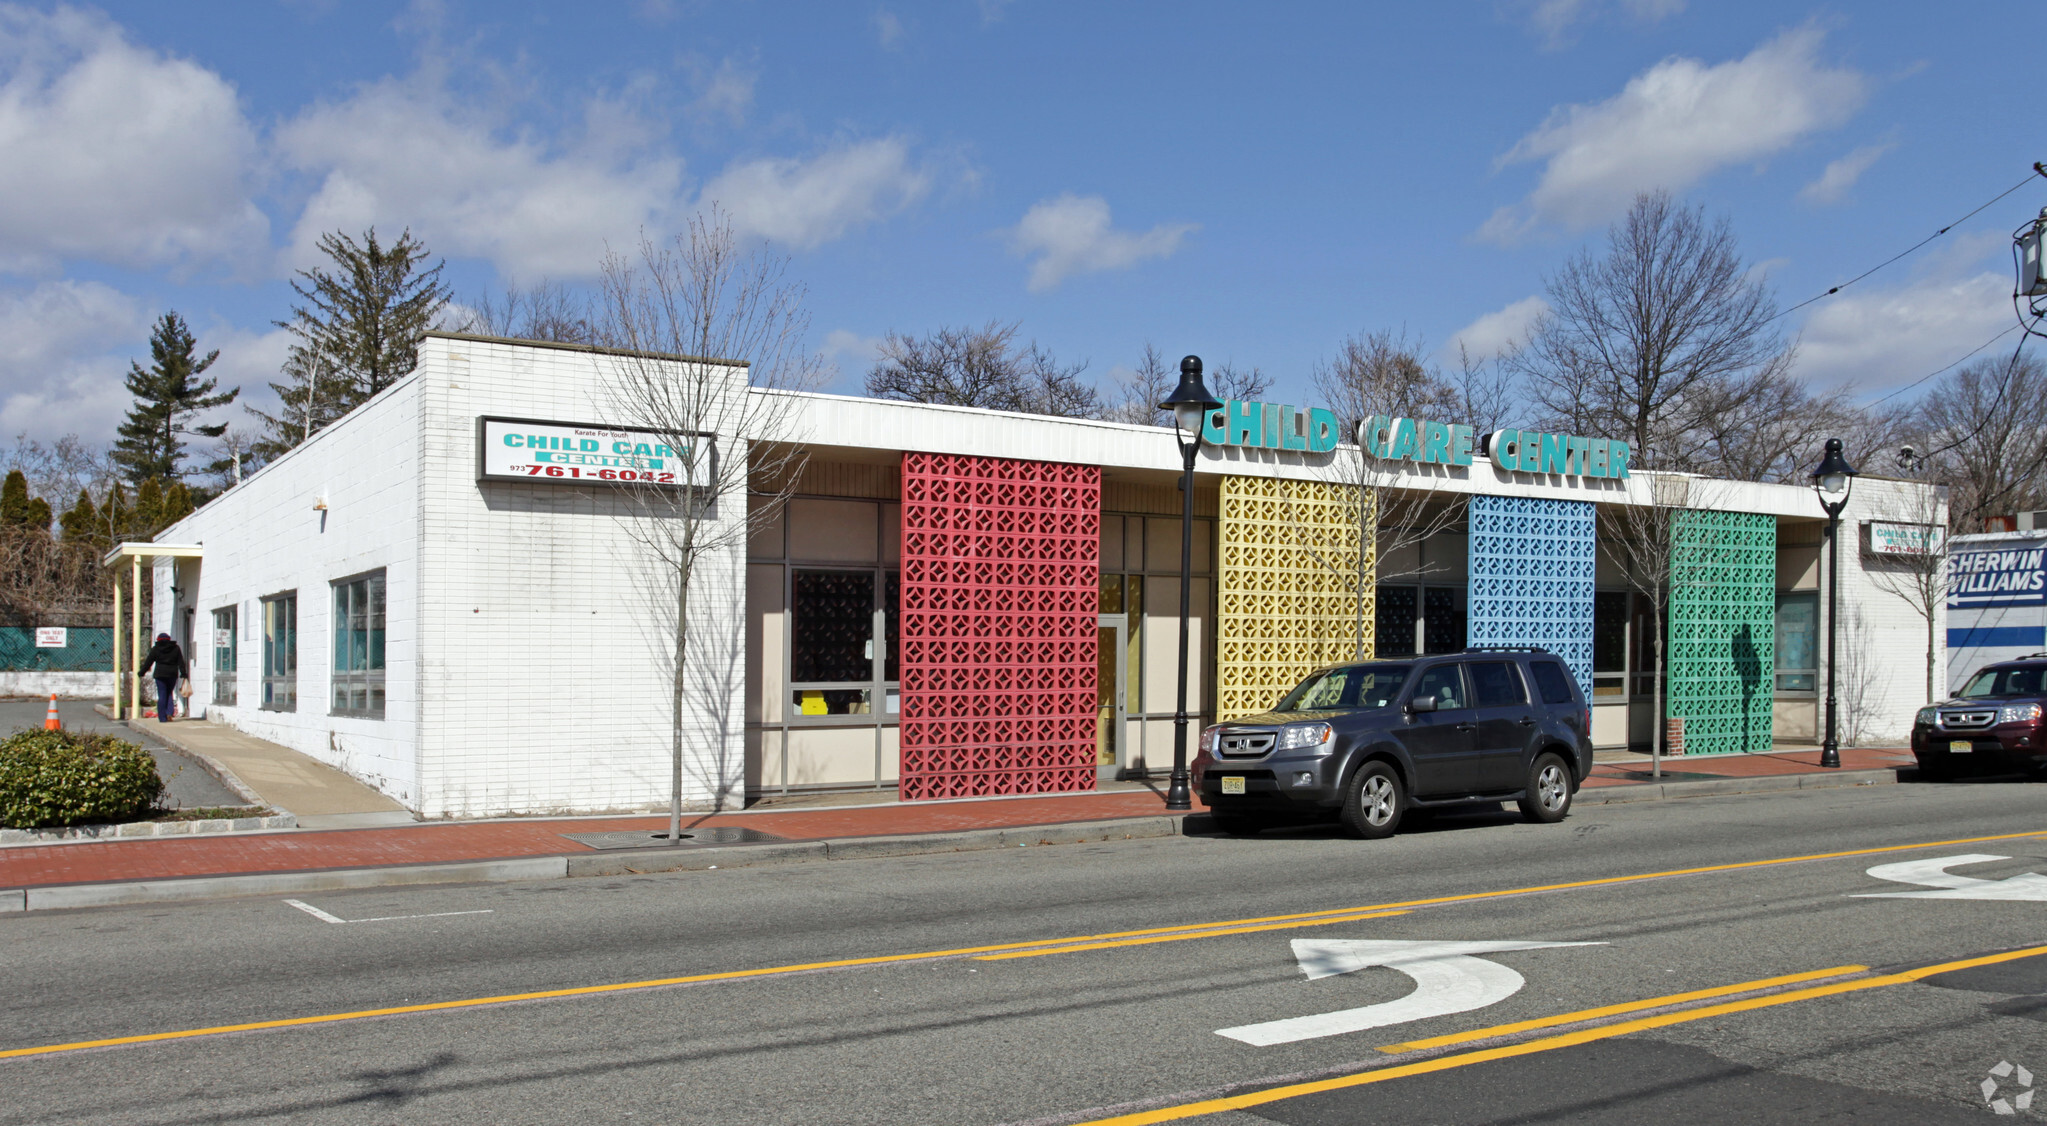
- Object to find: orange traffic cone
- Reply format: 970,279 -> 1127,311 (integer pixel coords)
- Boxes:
43,693 -> 60,731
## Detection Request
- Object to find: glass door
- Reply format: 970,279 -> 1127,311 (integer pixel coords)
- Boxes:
1096,614 -> 1127,772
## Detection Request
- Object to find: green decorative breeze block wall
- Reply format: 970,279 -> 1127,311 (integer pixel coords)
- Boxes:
1667,510 -> 1776,755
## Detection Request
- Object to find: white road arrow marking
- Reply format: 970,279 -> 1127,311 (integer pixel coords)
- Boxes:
1216,938 -> 1603,1047
1851,854 -> 2047,902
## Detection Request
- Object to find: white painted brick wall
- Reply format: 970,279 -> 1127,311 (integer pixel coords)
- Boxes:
1834,476 -> 1948,745
413,337 -> 749,817
154,376 -> 424,802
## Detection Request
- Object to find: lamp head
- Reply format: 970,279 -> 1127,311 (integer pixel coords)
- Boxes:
1159,355 -> 1222,442
1808,437 -> 1858,504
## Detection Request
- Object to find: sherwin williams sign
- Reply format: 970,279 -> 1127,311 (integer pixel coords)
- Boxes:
1201,400 -> 1344,452
477,417 -> 715,487
1949,545 -> 2047,608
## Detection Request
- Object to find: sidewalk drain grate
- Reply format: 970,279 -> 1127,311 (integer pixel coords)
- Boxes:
560,827 -> 786,850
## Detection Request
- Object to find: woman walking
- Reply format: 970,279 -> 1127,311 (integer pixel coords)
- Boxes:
137,632 -> 188,722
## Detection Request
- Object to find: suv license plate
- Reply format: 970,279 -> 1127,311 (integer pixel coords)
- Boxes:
1950,740 -> 1973,754
1221,776 -> 1246,795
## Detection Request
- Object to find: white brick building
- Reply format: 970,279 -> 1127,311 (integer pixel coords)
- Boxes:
139,333 -> 1944,818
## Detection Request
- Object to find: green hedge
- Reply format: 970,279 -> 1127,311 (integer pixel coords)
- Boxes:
0,729 -> 164,829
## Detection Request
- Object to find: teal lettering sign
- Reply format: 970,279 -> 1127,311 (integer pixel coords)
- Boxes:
1359,414 -> 1631,480
1201,400 -> 1343,453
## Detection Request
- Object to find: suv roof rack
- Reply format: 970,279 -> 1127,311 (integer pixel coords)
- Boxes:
2012,653 -> 2047,660
1461,646 -> 1550,653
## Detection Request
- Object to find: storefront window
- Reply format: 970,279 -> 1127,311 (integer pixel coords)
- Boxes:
1775,591 -> 1818,694
331,571 -> 386,718
1422,588 -> 1466,654
1592,591 -> 1629,698
261,593 -> 296,712
212,606 -> 237,706
789,568 -> 896,718
1376,584 -> 1418,656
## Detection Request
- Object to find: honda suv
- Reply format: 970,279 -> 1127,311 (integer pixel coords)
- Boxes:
1912,656 -> 2047,779
1191,648 -> 1594,839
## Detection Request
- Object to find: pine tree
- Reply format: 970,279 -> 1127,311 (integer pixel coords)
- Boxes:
59,489 -> 101,546
252,228 -> 451,458
111,312 -> 238,484
0,469 -> 51,531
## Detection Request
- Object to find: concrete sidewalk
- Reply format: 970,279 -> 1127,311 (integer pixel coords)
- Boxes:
0,742 -> 1928,912
122,717 -> 416,829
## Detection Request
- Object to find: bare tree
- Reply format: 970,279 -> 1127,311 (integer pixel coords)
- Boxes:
864,320 -> 1101,418
1105,345 -> 1273,427
599,209 -> 824,836
1511,192 -> 1792,474
1451,343 -> 1520,439
453,279 -> 598,344
1311,329 -> 1471,657
1599,475 -> 1742,777
1857,472 -> 1951,705
1892,353 -> 2047,530
1208,360 -> 1270,404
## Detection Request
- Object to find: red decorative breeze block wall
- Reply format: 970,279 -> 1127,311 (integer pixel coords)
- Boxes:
898,452 -> 1101,801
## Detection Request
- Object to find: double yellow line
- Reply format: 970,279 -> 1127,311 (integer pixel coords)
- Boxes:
4,825 -> 2042,1063
1071,944 -> 2047,1125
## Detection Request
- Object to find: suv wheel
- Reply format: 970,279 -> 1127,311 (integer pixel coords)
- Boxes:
1341,760 -> 1404,840
1518,752 -> 1573,824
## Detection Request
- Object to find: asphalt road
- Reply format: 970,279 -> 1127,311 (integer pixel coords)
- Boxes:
4,779 -> 2046,1124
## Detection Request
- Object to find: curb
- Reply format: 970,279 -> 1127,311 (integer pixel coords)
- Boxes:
0,773 -> 1908,913
1578,766 -> 1900,805
1,815 -> 1186,911
0,813 -> 296,847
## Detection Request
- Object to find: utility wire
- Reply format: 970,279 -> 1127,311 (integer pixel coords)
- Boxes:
1868,323 -> 2023,406
1771,166 -> 2047,324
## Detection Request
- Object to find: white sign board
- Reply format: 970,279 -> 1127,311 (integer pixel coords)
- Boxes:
477,417 -> 715,489
214,628 -> 232,649
1868,521 -> 1941,556
33,627 -> 66,648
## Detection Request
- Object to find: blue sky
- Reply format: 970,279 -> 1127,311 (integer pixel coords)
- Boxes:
0,1 -> 2037,446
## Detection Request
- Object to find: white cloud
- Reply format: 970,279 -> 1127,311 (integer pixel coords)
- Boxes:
821,328 -> 885,387
1448,296 -> 1550,362
1479,26 -> 1865,242
1525,0 -> 1683,49
1800,142 -> 1893,205
0,280 -> 148,440
1007,194 -> 1195,293
872,8 -> 905,49
1794,270 -> 2009,395
701,137 -> 931,250
276,75 -> 687,279
0,5 -> 266,274
686,56 -> 755,126
195,323 -> 293,431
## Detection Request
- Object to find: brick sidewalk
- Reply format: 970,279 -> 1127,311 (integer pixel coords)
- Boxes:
1,749 -> 1915,892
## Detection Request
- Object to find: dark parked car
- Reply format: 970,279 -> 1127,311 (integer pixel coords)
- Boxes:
1192,648 -> 1594,839
1912,657 -> 2047,779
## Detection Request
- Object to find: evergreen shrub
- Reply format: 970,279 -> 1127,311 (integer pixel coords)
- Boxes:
0,729 -> 164,829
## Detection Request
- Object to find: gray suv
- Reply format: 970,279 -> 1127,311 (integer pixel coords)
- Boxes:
1191,648 -> 1594,839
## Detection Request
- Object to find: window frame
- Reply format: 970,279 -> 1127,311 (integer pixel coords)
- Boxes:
260,591 -> 297,713
211,605 -> 237,706
330,569 -> 387,719
785,564 -> 899,725
1773,590 -> 1819,697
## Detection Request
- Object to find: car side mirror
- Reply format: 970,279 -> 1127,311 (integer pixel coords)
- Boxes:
1406,696 -> 1437,714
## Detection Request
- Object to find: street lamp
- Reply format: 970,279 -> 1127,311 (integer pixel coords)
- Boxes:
1808,437 -> 1859,769
1159,355 -> 1221,811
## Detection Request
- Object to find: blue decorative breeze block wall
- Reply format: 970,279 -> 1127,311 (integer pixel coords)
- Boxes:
1468,495 -> 1596,693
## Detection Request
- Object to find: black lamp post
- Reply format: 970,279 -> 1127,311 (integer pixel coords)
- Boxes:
1808,437 -> 1859,769
1159,356 -> 1221,811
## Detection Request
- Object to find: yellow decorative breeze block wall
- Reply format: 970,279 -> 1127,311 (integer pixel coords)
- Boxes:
1217,476 -> 1373,719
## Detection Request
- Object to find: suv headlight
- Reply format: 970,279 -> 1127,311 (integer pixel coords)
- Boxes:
1278,722 -> 1334,751
1199,726 -> 1219,754
2000,704 -> 2044,724
1915,707 -> 1937,726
